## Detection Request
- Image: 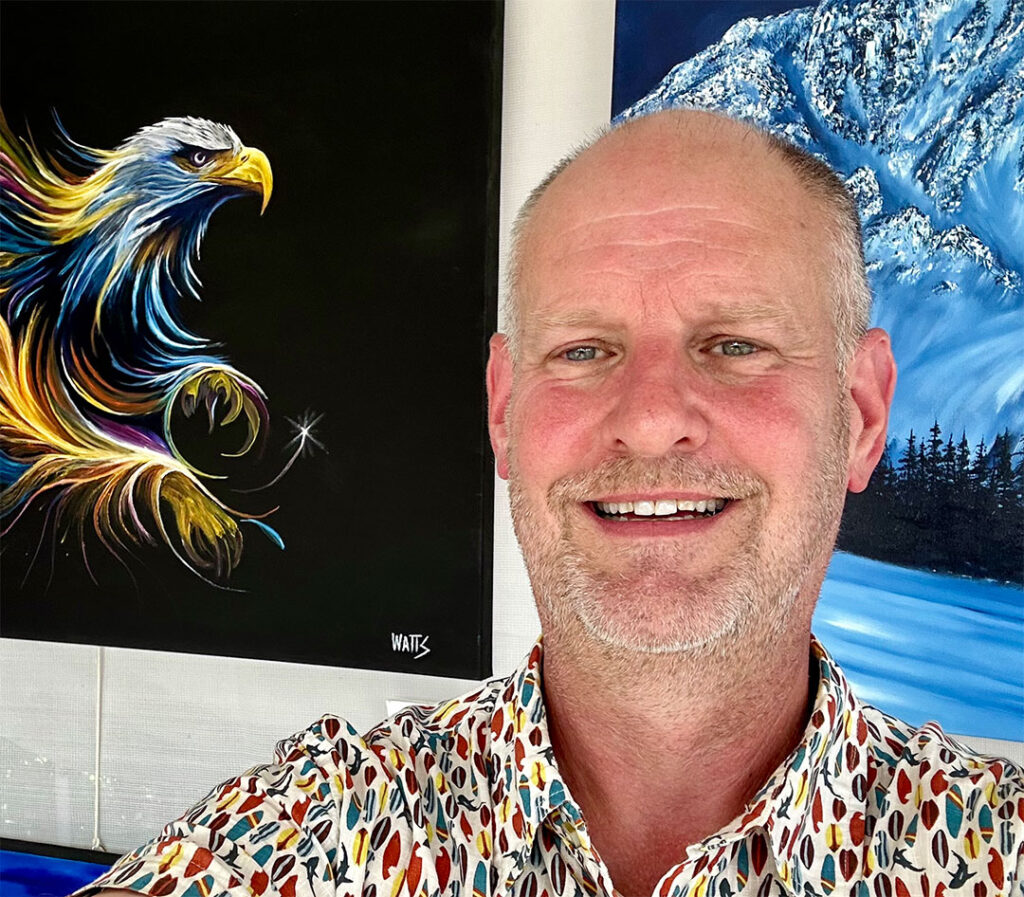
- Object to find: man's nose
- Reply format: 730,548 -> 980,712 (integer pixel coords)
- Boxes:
605,348 -> 709,456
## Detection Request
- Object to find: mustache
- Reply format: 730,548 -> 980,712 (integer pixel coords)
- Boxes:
547,455 -> 765,503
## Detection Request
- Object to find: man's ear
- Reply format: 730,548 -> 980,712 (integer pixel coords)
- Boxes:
846,328 -> 897,493
487,333 -> 513,480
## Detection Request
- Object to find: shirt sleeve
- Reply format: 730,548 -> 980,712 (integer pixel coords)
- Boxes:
73,715 -> 379,897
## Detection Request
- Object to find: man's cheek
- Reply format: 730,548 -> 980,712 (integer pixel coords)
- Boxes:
716,383 -> 826,461
713,375 -> 803,421
514,386 -> 603,458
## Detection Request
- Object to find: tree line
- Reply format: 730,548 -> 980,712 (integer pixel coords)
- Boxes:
837,421 -> 1023,584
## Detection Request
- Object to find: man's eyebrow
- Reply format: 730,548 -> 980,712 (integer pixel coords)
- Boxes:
707,302 -> 798,324
525,308 -> 616,332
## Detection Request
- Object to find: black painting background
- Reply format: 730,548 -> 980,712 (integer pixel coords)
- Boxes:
0,1 -> 501,678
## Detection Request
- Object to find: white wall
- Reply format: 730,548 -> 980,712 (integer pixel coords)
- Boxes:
2,0 -> 1020,857
0,0 -> 617,855
492,0 -> 617,674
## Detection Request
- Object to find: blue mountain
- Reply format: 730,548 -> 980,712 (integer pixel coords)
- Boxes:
620,0 -> 1024,444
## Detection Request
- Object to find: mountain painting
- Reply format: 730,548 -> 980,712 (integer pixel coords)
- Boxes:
613,0 -> 1023,740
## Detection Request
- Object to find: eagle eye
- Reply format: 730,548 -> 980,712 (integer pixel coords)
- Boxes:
174,146 -> 216,170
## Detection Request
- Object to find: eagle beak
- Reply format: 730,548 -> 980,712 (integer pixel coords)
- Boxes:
208,146 -> 273,214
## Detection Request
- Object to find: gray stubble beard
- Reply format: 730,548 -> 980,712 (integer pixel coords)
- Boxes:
507,407 -> 850,667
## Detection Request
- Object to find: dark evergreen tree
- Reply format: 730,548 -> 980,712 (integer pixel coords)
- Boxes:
926,420 -> 943,496
992,430 -> 1015,504
837,424 -> 1023,584
956,432 -> 971,489
876,443 -> 896,489
943,435 -> 956,486
972,437 -> 989,488
902,429 -> 918,481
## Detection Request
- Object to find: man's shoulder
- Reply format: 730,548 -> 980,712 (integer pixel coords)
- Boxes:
77,669 -> 523,896
857,703 -> 1024,887
358,664 -> 521,772
250,668 -> 517,808
861,703 -> 1023,798
281,657 -> 516,751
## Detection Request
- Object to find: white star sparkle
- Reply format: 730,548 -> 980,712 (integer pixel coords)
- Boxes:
285,410 -> 326,457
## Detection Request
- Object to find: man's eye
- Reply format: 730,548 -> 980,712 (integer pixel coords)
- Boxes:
563,346 -> 599,362
715,340 -> 758,357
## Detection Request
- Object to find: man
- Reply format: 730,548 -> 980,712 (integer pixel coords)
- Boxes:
87,110 -> 1021,897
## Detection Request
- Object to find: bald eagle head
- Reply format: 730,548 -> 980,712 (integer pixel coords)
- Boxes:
0,114 -> 273,386
112,116 -> 272,218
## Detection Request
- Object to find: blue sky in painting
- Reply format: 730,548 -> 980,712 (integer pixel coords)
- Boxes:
613,1 -> 810,115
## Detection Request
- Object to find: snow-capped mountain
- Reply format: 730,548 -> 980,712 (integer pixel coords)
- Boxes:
620,0 -> 1023,443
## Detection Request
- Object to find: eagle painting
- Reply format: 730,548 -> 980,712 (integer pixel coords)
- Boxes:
0,114 -> 300,585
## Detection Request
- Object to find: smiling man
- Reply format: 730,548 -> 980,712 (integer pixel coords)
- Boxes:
485,109 -> 899,893
85,110 -> 1021,897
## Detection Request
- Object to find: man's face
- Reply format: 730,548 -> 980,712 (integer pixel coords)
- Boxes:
489,119 -> 871,657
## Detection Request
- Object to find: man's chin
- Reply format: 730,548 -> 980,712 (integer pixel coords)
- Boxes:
554,560 -> 760,657
578,608 -> 746,656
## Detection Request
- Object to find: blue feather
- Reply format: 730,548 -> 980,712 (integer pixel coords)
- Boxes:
242,518 -> 285,550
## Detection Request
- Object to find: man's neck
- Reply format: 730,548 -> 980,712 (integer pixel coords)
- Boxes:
539,619 -> 816,896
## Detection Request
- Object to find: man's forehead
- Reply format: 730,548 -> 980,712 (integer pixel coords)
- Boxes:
507,112 -> 844,348
530,206 -> 798,277
522,119 -> 819,256
522,159 -> 827,288
546,204 -> 779,247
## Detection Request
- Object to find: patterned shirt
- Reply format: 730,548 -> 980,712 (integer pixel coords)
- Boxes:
81,638 -> 1023,897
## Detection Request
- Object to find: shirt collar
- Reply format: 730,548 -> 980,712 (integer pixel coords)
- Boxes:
488,638 -> 580,887
488,635 -> 870,895
682,637 -> 871,895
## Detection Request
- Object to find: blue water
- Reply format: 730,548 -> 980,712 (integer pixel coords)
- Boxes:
0,850 -> 110,897
815,552 -> 1023,742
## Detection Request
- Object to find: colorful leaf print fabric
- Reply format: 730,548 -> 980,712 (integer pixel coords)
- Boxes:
79,638 -> 1023,897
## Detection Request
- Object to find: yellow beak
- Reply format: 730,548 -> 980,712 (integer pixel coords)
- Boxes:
206,146 -> 273,214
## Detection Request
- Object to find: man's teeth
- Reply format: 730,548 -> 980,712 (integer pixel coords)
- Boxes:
594,498 -> 727,517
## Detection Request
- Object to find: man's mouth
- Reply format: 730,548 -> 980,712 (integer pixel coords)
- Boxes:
591,498 -> 729,521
